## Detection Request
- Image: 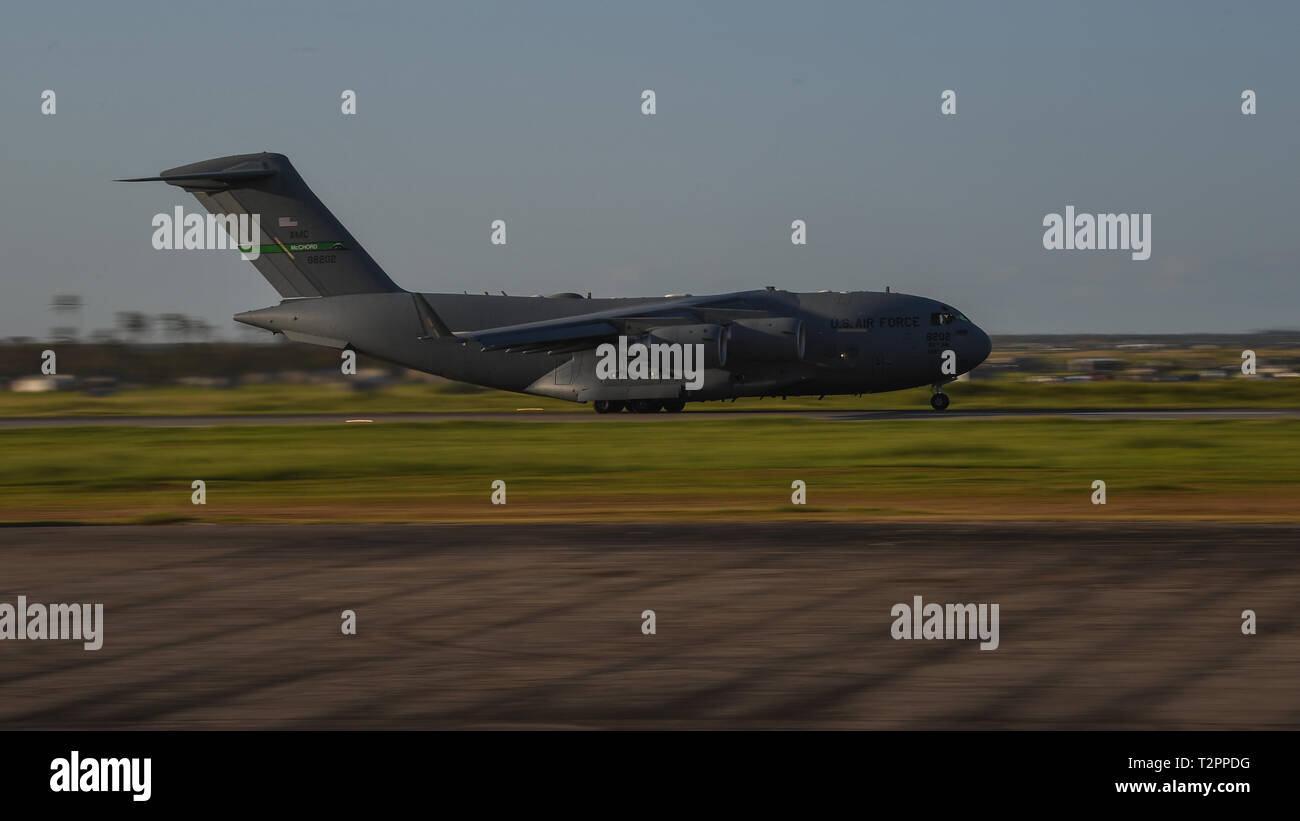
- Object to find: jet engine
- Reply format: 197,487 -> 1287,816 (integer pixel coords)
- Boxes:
644,323 -> 728,368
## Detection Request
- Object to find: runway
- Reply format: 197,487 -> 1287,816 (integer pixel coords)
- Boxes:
0,407 -> 1295,427
0,522 -> 1296,729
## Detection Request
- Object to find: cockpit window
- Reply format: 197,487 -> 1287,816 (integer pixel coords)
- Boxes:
931,307 -> 969,325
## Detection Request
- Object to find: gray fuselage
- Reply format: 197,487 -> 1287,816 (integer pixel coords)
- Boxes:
236,288 -> 992,403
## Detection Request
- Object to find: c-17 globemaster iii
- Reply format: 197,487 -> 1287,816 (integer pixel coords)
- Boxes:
120,153 -> 990,412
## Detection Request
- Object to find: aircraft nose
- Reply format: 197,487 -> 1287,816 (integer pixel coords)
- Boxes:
971,325 -> 991,366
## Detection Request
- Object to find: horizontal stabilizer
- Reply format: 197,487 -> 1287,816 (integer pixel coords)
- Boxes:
115,168 -> 276,189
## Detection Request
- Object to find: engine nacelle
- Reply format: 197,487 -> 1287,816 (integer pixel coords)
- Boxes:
645,323 -> 728,369
727,317 -> 805,362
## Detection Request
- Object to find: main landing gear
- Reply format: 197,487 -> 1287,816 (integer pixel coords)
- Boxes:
592,399 -> 686,414
929,384 -> 951,411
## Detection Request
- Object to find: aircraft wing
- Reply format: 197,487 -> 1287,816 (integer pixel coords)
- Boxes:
455,295 -> 758,353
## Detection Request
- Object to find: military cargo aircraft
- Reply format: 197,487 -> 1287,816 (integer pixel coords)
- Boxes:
121,153 -> 990,412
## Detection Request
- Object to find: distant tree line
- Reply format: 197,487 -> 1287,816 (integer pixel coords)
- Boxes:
0,340 -> 393,383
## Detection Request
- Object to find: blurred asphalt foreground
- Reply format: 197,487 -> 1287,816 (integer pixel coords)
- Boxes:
0,522 -> 1294,729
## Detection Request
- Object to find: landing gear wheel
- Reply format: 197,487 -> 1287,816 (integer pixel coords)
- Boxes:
661,399 -> 685,413
930,392 -> 950,411
593,400 -> 625,414
629,399 -> 663,414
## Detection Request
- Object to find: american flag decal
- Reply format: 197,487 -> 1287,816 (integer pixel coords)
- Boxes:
278,216 -> 298,227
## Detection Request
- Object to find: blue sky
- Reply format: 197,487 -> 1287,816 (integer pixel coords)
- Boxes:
2,0 -> 1297,336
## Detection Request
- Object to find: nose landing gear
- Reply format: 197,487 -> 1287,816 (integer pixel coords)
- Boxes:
929,384 -> 950,411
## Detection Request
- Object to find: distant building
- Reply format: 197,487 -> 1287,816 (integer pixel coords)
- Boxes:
1068,357 -> 1127,373
11,375 -> 76,392
175,376 -> 234,389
